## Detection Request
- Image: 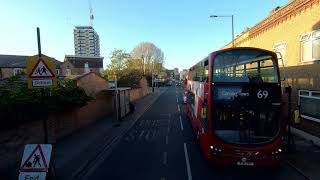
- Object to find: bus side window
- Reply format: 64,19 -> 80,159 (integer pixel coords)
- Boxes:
201,99 -> 209,132
204,60 -> 209,82
188,90 -> 195,107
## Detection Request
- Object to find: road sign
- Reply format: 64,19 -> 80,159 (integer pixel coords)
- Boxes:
26,55 -> 57,89
20,144 -> 52,172
18,172 -> 46,180
29,59 -> 54,78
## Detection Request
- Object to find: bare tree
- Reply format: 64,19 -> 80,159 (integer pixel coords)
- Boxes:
131,42 -> 165,75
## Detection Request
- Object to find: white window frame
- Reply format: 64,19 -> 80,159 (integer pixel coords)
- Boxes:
56,69 -> 60,76
299,90 -> 320,123
66,68 -> 71,76
273,41 -> 287,66
300,29 -> 320,62
13,68 -> 23,75
84,62 -> 90,73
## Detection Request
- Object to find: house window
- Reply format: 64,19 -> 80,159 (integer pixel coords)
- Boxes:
300,30 -> 320,62
56,69 -> 60,76
273,42 -> 286,66
84,62 -> 90,73
13,68 -> 23,76
312,30 -> 320,59
66,68 -> 71,76
299,90 -> 320,123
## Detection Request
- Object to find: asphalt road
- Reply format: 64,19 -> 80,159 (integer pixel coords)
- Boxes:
87,85 -> 307,180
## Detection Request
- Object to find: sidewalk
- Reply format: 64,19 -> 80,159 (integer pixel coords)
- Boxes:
285,134 -> 320,180
52,87 -> 166,180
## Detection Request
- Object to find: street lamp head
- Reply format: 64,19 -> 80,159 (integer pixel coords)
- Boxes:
209,15 -> 219,18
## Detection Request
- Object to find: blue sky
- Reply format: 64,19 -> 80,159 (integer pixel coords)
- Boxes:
0,0 -> 288,70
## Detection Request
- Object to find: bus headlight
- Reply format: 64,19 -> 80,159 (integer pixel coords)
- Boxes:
210,145 -> 222,156
271,148 -> 282,158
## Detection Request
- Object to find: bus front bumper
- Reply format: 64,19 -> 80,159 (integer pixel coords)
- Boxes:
208,153 -> 281,167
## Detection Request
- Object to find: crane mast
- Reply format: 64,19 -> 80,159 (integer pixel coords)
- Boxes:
89,0 -> 94,27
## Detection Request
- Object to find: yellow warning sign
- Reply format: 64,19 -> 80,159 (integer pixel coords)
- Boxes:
26,55 -> 57,89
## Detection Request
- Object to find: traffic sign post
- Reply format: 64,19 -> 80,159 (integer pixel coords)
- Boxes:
19,144 -> 52,180
23,27 -> 56,179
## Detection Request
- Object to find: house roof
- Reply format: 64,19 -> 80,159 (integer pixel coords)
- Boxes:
0,54 -> 62,68
0,55 -> 27,68
64,71 -> 106,81
64,56 -> 103,68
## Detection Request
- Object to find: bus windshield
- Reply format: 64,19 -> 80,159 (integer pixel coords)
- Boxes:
213,49 -> 279,83
212,49 -> 281,146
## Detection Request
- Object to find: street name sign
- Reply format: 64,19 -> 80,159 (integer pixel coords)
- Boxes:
26,55 -> 57,89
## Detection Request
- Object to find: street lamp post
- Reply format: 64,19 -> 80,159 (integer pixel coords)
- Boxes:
209,15 -> 235,47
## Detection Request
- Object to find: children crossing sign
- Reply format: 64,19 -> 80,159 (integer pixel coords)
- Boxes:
26,55 -> 57,89
30,59 -> 54,78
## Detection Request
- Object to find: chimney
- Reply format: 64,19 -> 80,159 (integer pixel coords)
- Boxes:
84,62 -> 90,73
270,6 -> 281,15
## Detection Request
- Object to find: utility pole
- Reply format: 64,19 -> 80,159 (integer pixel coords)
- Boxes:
210,15 -> 235,47
231,15 -> 234,48
115,73 -> 119,122
37,27 -> 48,145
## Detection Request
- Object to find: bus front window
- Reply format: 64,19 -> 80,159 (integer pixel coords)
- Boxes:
212,49 -> 281,146
213,50 -> 279,83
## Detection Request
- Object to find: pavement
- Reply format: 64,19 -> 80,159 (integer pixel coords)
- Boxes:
52,85 -> 320,180
52,87 -> 166,180
285,135 -> 320,180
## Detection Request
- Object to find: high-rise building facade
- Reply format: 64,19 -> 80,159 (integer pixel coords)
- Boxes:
74,26 -> 100,57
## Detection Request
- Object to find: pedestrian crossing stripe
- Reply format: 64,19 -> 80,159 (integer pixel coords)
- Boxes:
29,58 -> 55,78
20,144 -> 49,172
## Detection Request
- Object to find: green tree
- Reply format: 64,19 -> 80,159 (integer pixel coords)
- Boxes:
105,49 -> 130,79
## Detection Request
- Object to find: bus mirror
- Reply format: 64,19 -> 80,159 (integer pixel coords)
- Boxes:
276,52 -> 286,82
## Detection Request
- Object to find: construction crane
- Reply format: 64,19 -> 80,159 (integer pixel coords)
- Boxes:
89,0 -> 94,27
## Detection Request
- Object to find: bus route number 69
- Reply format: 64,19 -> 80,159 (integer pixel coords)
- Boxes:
257,90 -> 268,99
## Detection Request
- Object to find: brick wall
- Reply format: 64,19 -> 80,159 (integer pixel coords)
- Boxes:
0,119 -> 44,179
76,72 -> 108,96
129,78 -> 150,102
0,81 -> 150,179
129,88 -> 150,102
52,92 -> 114,139
61,61 -> 74,76
61,61 -> 101,76
0,92 -> 114,180
0,68 -> 14,79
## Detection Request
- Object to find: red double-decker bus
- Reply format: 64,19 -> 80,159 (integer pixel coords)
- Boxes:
185,47 -> 285,166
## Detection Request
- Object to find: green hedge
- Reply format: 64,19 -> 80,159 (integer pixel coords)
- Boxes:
0,74 -> 93,130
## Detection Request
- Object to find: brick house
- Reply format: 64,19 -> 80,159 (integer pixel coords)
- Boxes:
66,72 -> 109,96
0,54 -> 62,80
62,55 -> 103,76
221,0 -> 320,135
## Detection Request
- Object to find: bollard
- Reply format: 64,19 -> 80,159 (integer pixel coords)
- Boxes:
294,110 -> 300,124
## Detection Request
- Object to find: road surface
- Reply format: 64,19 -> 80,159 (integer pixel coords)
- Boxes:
87,85 -> 307,180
